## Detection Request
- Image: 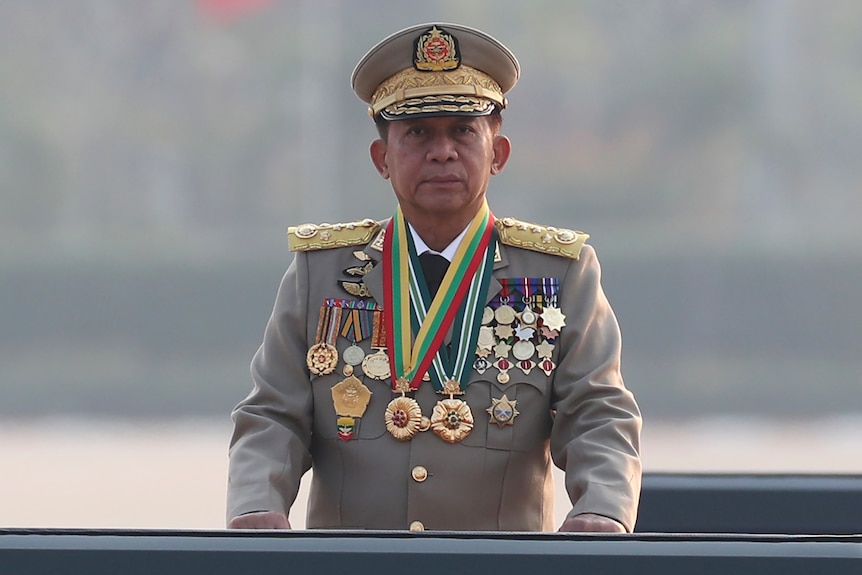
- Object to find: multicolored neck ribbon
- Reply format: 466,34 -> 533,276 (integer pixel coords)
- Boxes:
383,201 -> 497,393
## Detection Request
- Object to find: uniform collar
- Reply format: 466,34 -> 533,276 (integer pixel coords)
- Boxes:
408,223 -> 469,262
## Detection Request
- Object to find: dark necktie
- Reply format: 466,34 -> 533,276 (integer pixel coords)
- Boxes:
419,252 -> 450,297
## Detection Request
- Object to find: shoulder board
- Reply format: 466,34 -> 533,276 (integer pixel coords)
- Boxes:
287,219 -> 381,252
495,217 -> 589,260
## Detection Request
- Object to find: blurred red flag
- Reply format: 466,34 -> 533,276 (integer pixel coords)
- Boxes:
196,0 -> 273,24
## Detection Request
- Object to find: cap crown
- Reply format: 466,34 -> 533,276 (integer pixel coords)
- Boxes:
351,23 -> 520,119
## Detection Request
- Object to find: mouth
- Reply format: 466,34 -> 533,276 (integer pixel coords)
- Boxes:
424,175 -> 462,185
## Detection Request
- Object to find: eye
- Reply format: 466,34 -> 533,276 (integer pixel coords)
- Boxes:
453,123 -> 477,138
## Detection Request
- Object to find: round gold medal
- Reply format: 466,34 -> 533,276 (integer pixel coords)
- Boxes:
306,343 -> 338,375
430,398 -> 474,443
362,349 -> 391,380
494,304 -> 516,325
477,326 -> 495,350
512,340 -> 535,361
481,306 -> 494,325
385,396 -> 424,440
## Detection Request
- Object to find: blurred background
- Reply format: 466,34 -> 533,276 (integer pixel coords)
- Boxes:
2,0 -> 861,529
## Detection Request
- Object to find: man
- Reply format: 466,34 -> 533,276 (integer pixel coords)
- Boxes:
227,22 -> 641,532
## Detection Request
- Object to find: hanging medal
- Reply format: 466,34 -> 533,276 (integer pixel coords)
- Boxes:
537,338 -> 557,376
384,378 -> 425,440
476,325 -> 494,358
481,306 -> 494,325
540,277 -> 566,334
361,309 -> 391,380
307,304 -> 342,376
510,278 -> 536,375
492,338 -> 513,384
382,202 -> 497,443
537,278 -> 562,375
430,379 -> 474,444
339,305 -> 375,374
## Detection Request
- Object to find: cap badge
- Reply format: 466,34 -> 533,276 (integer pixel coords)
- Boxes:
414,26 -> 460,72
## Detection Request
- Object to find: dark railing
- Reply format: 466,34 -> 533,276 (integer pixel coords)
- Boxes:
1,529 -> 861,575
637,473 -> 862,534
2,473 -> 861,574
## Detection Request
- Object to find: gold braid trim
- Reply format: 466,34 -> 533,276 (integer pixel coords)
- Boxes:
287,219 -> 381,252
495,217 -> 589,260
370,65 -> 504,116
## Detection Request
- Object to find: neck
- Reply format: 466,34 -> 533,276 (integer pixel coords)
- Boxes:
409,219 -> 469,252
401,201 -> 486,252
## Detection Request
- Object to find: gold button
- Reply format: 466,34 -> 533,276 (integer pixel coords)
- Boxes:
409,521 -> 425,532
411,466 -> 428,482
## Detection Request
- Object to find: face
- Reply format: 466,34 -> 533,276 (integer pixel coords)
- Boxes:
370,115 -> 511,225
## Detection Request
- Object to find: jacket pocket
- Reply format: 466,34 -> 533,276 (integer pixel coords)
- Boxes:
461,369 -> 553,451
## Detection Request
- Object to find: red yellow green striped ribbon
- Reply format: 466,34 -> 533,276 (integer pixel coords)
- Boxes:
383,202 -> 495,391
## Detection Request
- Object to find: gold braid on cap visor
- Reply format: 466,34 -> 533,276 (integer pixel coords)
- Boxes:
369,64 -> 505,118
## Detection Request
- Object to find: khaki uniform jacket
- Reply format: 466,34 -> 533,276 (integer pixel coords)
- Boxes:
228,220 -> 642,531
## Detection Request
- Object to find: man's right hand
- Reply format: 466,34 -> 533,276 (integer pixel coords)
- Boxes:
228,511 -> 291,529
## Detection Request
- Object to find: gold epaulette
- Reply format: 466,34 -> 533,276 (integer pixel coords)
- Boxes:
287,219 -> 381,252
495,217 -> 589,260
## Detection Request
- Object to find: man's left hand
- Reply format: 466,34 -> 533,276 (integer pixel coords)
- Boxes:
558,513 -> 626,533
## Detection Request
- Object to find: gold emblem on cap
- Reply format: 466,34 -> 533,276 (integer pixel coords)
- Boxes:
414,26 -> 460,72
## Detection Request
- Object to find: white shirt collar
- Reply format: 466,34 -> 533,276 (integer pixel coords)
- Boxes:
408,223 -> 469,262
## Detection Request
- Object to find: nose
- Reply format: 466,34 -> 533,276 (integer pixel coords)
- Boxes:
426,134 -> 458,162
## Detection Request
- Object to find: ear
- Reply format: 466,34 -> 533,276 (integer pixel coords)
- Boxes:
490,135 -> 511,175
370,139 -> 389,179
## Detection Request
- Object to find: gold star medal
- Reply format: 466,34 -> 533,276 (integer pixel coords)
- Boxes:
540,305 -> 566,331
536,339 -> 555,359
487,394 -> 520,428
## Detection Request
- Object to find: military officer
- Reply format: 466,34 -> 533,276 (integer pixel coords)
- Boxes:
227,22 -> 641,532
